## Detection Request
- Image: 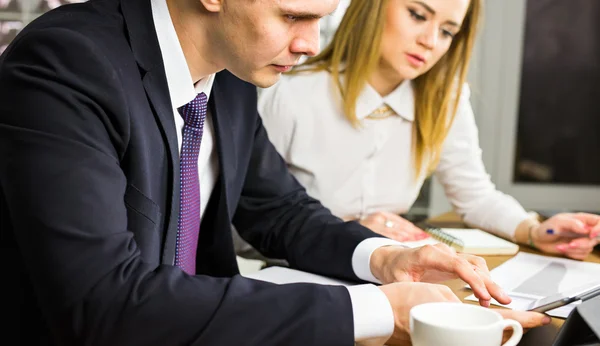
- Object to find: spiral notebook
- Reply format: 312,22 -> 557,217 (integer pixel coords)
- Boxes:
404,228 -> 519,256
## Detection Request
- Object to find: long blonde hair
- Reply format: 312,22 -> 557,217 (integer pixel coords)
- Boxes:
292,0 -> 482,177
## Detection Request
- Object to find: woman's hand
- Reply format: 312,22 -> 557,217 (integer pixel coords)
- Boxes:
358,211 -> 430,242
530,213 -> 600,260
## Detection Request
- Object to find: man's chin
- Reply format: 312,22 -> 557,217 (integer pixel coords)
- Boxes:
250,71 -> 281,88
227,67 -> 282,88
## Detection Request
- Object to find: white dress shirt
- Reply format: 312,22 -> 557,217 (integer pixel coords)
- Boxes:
152,0 -> 397,342
151,0 -> 218,221
258,70 -> 532,240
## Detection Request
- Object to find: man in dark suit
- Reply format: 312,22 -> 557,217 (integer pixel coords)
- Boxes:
0,0 -> 548,345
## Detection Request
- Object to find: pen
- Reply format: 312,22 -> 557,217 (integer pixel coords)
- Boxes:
547,229 -> 600,240
580,287 -> 600,302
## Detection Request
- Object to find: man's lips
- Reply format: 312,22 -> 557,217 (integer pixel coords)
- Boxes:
271,64 -> 294,72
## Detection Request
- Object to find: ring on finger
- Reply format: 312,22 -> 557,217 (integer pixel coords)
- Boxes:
384,220 -> 394,228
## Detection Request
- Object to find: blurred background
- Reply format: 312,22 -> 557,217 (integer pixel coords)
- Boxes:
3,0 -> 598,222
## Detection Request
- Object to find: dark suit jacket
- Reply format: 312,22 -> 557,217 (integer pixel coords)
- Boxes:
0,0 -> 381,344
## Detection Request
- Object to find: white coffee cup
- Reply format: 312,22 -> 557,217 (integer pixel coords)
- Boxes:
410,302 -> 523,346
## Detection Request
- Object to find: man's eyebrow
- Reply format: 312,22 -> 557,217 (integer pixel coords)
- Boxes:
409,1 -> 461,27
280,7 -> 333,20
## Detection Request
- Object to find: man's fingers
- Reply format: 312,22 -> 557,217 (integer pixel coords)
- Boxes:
421,246 -> 493,303
451,257 -> 491,302
463,255 -> 511,305
495,309 -> 552,329
462,254 -> 490,273
433,243 -> 457,255
439,284 -> 462,302
475,268 -> 511,305
419,246 -> 512,305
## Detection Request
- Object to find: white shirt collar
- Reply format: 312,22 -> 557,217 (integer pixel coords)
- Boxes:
355,80 -> 415,122
151,0 -> 215,109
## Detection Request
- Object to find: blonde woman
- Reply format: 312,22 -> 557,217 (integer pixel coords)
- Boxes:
258,0 -> 600,260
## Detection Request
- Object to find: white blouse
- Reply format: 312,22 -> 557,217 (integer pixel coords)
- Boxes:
257,70 -> 531,240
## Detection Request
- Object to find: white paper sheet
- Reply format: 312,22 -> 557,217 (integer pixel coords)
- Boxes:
243,266 -> 354,286
463,252 -> 600,317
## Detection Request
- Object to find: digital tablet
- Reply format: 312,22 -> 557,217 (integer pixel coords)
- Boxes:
527,281 -> 600,313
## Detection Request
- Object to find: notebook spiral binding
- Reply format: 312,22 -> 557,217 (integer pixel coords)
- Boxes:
425,227 -> 465,249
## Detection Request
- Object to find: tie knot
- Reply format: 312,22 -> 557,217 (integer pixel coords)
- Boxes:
178,92 -> 208,128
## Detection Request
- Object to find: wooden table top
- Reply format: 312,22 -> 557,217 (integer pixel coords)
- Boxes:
427,212 -> 600,345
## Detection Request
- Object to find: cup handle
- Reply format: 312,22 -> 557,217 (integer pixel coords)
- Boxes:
499,319 -> 523,346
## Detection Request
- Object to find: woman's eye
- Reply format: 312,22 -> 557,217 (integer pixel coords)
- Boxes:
409,9 -> 426,21
442,30 -> 455,39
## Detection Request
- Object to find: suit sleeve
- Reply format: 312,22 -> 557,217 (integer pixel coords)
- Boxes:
233,105 -> 381,283
0,28 -> 355,346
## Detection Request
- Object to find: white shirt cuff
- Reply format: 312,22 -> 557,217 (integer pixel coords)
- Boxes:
347,284 -> 395,342
352,237 -> 405,284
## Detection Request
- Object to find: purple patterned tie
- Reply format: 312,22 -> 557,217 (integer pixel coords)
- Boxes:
174,92 -> 207,275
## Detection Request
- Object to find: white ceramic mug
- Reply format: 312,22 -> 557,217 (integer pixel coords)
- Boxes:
410,302 -> 523,346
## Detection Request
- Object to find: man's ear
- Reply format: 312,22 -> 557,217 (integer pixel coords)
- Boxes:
199,0 -> 222,13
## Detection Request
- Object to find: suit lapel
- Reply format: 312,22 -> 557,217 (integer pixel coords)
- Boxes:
195,76 -> 240,276
142,73 -> 181,265
121,0 -> 180,265
121,0 -> 240,268
209,76 -> 237,218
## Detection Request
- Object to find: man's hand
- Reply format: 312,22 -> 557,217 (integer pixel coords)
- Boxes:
370,244 -> 512,307
495,309 -> 552,343
377,282 -> 553,346
378,282 -> 461,345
